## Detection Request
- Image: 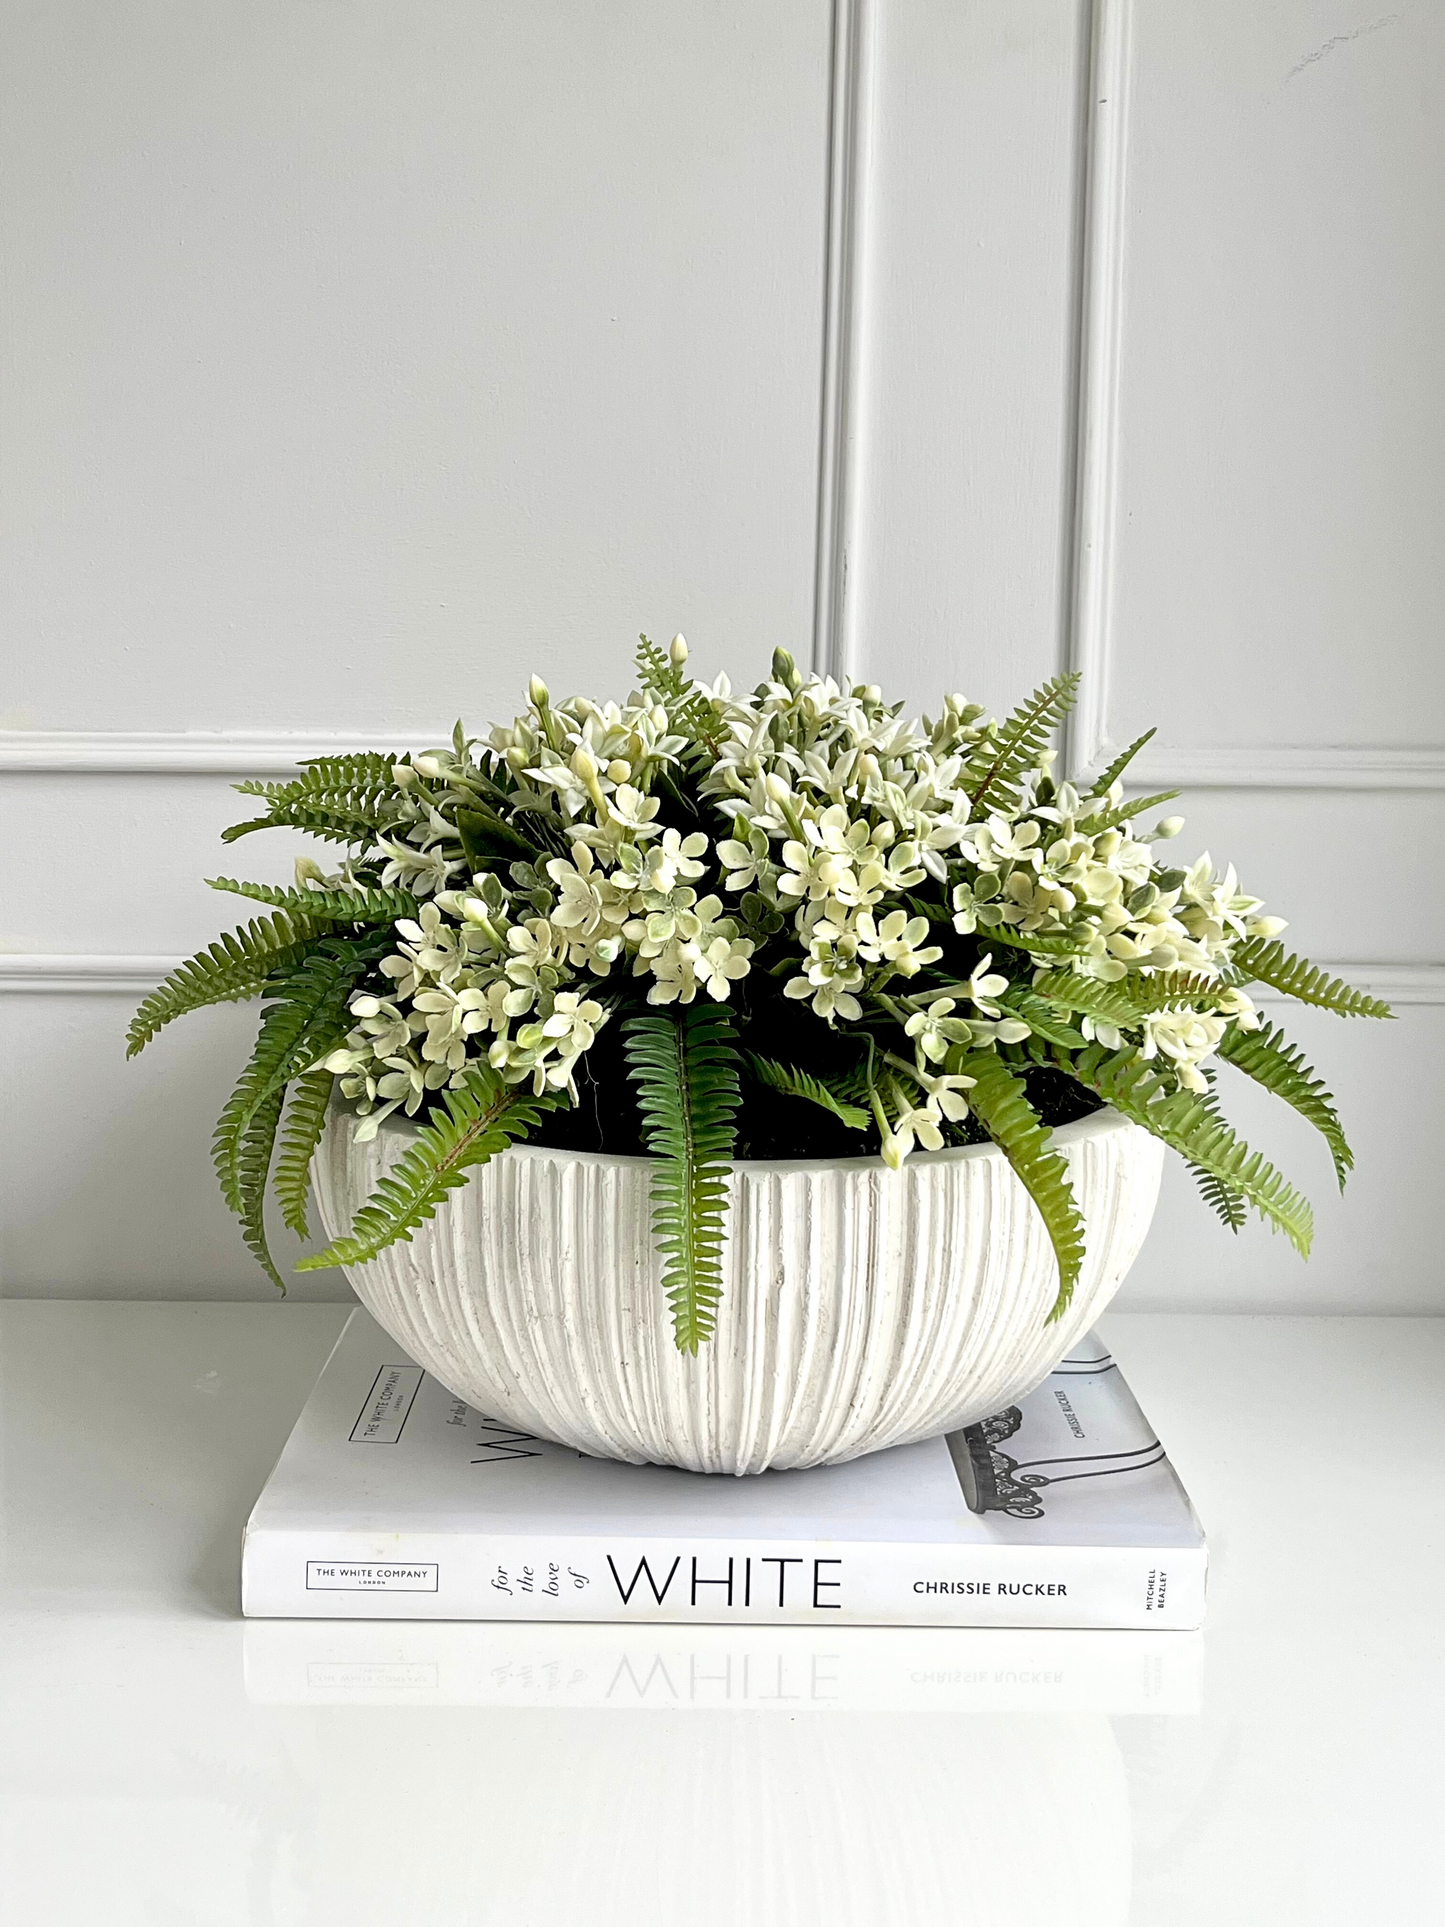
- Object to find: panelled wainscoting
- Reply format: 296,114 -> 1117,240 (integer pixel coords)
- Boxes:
2,0 -> 1440,1306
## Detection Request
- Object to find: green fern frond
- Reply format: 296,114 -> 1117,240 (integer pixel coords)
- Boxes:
1231,940 -> 1394,1020
126,914 -> 325,1056
207,877 -> 418,926
624,1004 -> 743,1354
963,672 -> 1080,815
1191,1162 -> 1249,1232
235,753 -> 401,805
972,924 -> 1085,958
213,936 -> 388,1216
1218,1019 -> 1353,1189
1069,1044 -> 1314,1255
746,1055 -> 869,1129
996,989 -> 1087,1049
274,1069 -> 336,1237
1028,972 -> 1144,1030
1123,970 -> 1242,1012
952,1052 -> 1087,1321
296,1066 -> 553,1269
1086,729 -> 1157,798
237,1086 -> 288,1291
220,799 -> 394,847
634,635 -> 726,757
1086,788 -> 1181,833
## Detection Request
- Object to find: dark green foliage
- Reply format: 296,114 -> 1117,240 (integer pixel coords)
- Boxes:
1231,940 -> 1394,1020
1218,1019 -> 1352,1188
236,1086 -> 288,1291
126,913 -> 325,1056
274,1069 -> 336,1237
624,1005 -> 743,1353
1191,1163 -> 1249,1232
952,1051 -> 1087,1320
297,1066 -> 557,1270
212,936 -> 388,1221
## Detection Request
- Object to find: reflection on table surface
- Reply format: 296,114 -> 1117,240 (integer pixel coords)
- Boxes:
3,1303 -> 1443,1925
5,1615 -> 1209,1927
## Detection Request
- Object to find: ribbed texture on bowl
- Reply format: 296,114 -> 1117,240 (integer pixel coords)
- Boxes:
313,1106 -> 1163,1474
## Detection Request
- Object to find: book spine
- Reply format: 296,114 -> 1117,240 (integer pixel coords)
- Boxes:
242,1527 -> 1206,1629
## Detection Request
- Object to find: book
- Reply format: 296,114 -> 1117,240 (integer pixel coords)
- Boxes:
241,1308 -> 1206,1629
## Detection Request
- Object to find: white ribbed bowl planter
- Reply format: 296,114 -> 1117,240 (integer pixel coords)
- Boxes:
313,1105 -> 1163,1475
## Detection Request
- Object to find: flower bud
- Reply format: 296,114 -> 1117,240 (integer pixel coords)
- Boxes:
392,762 -> 416,788
293,856 -> 325,888
570,745 -> 598,782
350,995 -> 382,1019
606,759 -> 631,783
1156,816 -> 1185,839
413,754 -> 443,780
669,633 -> 688,666
764,772 -> 791,804
529,674 -> 550,708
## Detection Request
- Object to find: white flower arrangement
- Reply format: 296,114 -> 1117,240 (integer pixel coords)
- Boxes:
130,636 -> 1391,1351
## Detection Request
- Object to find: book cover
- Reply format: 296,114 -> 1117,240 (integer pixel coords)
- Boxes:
242,1309 -> 1206,1629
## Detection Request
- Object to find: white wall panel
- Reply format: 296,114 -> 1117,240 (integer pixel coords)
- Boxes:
1097,0 -> 1445,771
1,1 -> 829,735
0,994 -> 352,1299
3,2 -> 1440,1312
851,0 -> 1087,717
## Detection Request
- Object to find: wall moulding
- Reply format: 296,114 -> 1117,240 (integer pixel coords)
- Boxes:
0,731 -> 449,775
812,0 -> 878,688
3,954 -> 1440,1005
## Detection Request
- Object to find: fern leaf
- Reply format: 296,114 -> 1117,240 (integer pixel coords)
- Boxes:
274,1069 -> 336,1237
1086,788 -> 1181,833
220,800 -> 392,847
952,1052 -> 1087,1321
126,914 -> 324,1056
1069,1044 -> 1314,1255
963,673 -> 1080,815
207,877 -> 418,926
971,923 -> 1085,958
1218,1019 -> 1353,1189
236,1086 -> 288,1291
1086,728 -> 1157,798
624,1004 -> 743,1354
1124,970 -> 1242,1012
1029,971 -> 1145,1030
996,989 -> 1086,1049
746,1054 -> 869,1129
634,635 -> 726,757
1231,939 -> 1394,1020
297,1066 -> 553,1269
1191,1162 -> 1249,1232
213,936 -> 388,1215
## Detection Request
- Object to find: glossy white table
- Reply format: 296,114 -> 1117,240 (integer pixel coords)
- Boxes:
2,1302 -> 1441,1925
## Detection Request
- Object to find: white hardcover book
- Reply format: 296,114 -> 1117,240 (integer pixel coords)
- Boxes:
242,1309 -> 1206,1630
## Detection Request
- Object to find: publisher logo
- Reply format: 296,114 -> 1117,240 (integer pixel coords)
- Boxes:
349,1364 -> 424,1443
306,1561 -> 439,1592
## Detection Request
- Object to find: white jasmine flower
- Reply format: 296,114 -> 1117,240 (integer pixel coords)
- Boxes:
854,909 -> 942,978
966,953 -> 1011,1019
